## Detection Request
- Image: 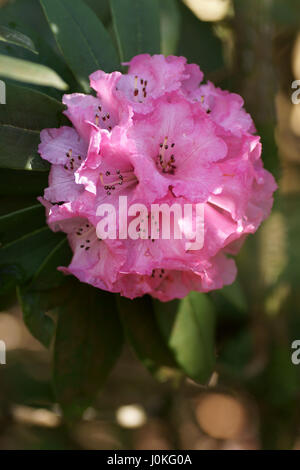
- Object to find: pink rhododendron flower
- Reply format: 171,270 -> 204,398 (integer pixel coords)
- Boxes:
38,54 -> 277,301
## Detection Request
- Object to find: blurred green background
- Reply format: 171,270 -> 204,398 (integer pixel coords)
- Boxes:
0,0 -> 300,450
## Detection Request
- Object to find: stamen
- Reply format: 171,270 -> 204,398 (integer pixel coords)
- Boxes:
156,137 -> 177,175
134,76 -> 139,96
99,168 -> 137,196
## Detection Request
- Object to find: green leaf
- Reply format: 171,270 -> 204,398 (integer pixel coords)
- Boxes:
85,0 -> 111,25
0,25 -> 38,54
110,0 -> 161,62
0,203 -> 52,294
54,283 -> 123,418
117,295 -> 178,379
17,286 -> 56,348
0,0 -> 78,94
160,0 -> 180,56
0,264 -> 24,296
14,226 -> 72,346
40,0 -> 119,92
31,237 -> 72,290
17,278 -> 75,348
18,275 -> 74,348
0,204 -> 45,245
0,169 -> 48,196
0,0 -> 59,47
0,54 -> 68,90
0,227 -> 65,282
0,83 -> 67,171
220,281 -> 248,313
154,292 -> 216,383
176,1 -> 224,75
0,196 -> 40,217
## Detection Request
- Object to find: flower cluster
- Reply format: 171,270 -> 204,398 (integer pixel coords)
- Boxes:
39,54 -> 276,301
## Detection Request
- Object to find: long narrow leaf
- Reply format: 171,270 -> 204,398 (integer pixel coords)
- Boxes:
110,0 -> 161,62
0,83 -> 67,170
0,25 -> 38,54
54,284 -> 123,418
40,0 -> 119,92
0,54 -> 68,90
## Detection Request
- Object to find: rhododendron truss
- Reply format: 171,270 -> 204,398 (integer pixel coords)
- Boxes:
38,54 -> 277,302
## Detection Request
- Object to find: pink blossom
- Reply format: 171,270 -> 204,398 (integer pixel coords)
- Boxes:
38,54 -> 277,301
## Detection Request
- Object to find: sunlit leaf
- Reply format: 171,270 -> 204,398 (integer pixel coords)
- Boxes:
0,54 -> 68,90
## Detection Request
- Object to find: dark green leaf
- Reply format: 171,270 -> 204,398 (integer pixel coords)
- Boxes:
85,0 -> 111,25
18,279 -> 74,348
0,264 -> 24,296
40,0 -> 119,92
0,169 -> 48,196
54,284 -> 123,418
0,196 -> 41,217
154,292 -> 216,383
0,83 -> 67,171
0,125 -> 48,171
117,295 -> 178,378
17,286 -> 56,348
0,25 -> 37,54
0,0 -> 78,93
0,204 -> 45,245
0,0 -> 58,46
110,0 -> 161,62
0,227 -> 65,282
31,237 -> 72,290
176,1 -> 224,75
